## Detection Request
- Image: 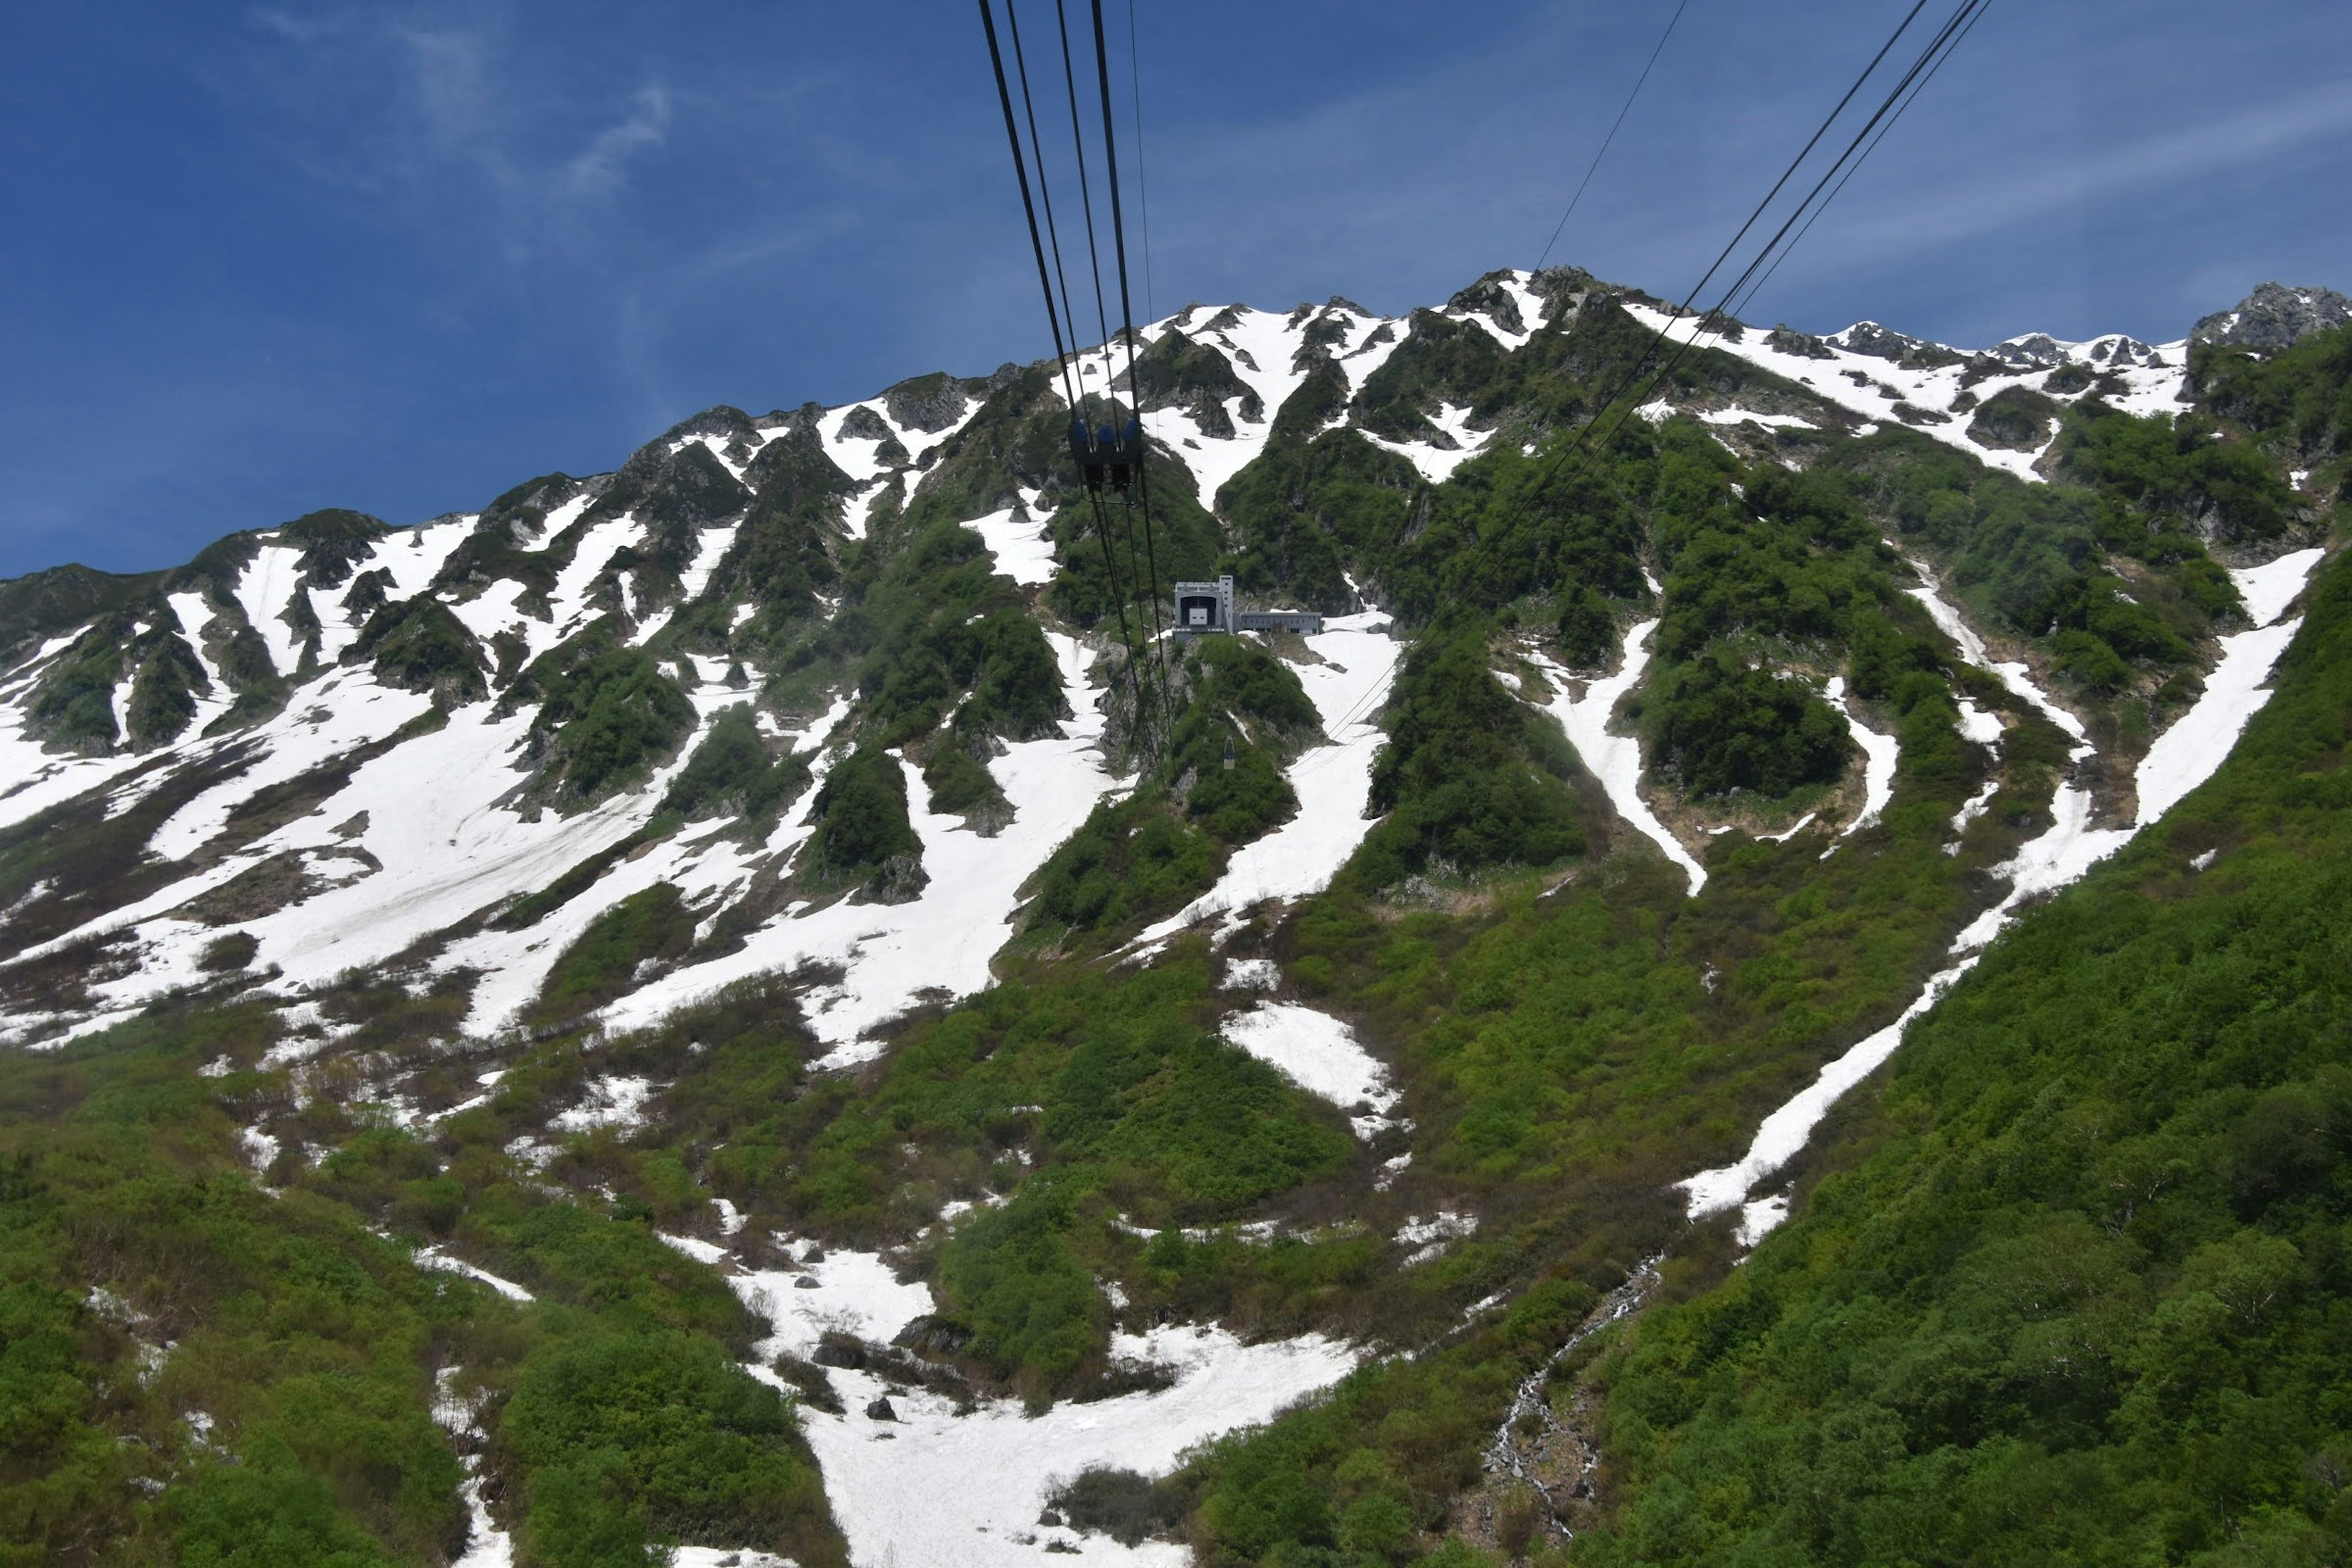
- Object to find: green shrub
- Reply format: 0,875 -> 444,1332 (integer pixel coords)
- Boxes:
1352,626 -> 1583,886
805,749 -> 922,888
1646,649 -> 1853,798
510,627 -> 697,804
533,884 -> 696,1022
662,704 -> 810,824
1028,796 -> 1216,933
351,597 -> 490,705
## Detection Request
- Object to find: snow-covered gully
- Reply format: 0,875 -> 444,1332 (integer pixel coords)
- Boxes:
1679,548 -> 2327,1236
1526,611 -> 1707,894
1133,609 -> 1403,946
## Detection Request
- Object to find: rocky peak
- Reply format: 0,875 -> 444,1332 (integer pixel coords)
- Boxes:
2191,282 -> 2352,352
1829,320 -> 1923,361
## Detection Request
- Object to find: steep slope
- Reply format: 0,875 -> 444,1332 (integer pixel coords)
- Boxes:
0,273 -> 2343,1568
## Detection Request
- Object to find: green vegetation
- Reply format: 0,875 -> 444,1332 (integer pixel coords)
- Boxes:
804,748 -> 923,894
597,952 -> 1355,1403
507,624 -> 697,806
2192,320 -> 2352,478
532,883 -> 697,1024
1352,625 -> 1585,889
817,514 -> 1066,747
1028,794 -> 1217,934
496,1329 -> 827,1566
1645,650 -> 1852,798
1569,552 -> 2352,1568
352,596 -> 491,706
661,704 -> 811,827
919,739 -> 1007,821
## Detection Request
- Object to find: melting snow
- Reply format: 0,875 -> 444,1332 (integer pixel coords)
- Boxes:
1133,612 -> 1401,944
232,545 -> 307,676
1221,1001 -> 1399,1139
1828,676 -> 1898,835
603,633 -> 1125,1055
965,498 -> 1060,587
549,1073 -> 657,1133
695,1235 -> 1358,1568
416,1247 -> 535,1302
1528,625 -> 1706,894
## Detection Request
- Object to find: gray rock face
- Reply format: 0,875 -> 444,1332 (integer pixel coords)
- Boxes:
1831,321 -> 1923,361
1994,333 -> 2066,369
837,405 -> 894,442
882,372 -> 973,434
2192,282 -> 2352,352
1765,326 -> 1836,361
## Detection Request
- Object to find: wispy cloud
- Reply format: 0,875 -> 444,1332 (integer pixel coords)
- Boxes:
564,85 -> 671,196
235,5 -> 672,255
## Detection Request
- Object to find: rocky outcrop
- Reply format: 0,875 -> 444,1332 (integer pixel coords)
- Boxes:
2192,282 -> 2352,352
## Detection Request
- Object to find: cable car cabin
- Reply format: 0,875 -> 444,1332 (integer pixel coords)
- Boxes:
1170,576 -> 1327,641
1068,417 -> 1144,492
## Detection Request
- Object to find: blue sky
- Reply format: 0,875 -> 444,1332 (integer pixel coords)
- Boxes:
3,1 -> 2347,579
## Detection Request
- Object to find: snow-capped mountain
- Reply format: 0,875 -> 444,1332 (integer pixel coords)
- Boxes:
3,267 -> 2345,1568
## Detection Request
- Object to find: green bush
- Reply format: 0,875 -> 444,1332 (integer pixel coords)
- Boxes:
1572,552 -> 2352,1567
662,704 -> 810,825
499,1329 -> 826,1564
352,596 -> 491,705
1646,649 -> 1854,799
805,749 -> 922,888
1352,626 -> 1583,887
1028,795 -> 1216,933
510,627 -> 697,804
532,884 -> 696,1023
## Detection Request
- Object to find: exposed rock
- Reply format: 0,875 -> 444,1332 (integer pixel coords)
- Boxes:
1766,325 -> 1836,360
882,371 -> 974,434
837,404 -> 894,442
1967,385 -> 2061,451
891,1314 -> 976,1359
864,1395 -> 897,1422
1994,333 -> 2068,369
2191,282 -> 2352,352
1831,320 -> 1924,361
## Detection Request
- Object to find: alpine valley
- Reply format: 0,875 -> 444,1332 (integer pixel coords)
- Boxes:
4,268 -> 2350,1568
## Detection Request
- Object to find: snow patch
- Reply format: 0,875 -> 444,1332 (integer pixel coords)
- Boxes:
1221,1001 -> 1399,1139
1528,627 -> 1706,894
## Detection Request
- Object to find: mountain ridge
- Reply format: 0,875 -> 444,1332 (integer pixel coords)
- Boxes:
2,265 -> 2346,1568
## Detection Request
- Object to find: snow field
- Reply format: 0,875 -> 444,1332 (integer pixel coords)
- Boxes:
1618,301 -> 2189,483
603,632 -> 1127,1054
1826,676 -> 1898,836
963,497 -> 1059,587
652,1229 -> 1364,1567
230,545 -> 308,676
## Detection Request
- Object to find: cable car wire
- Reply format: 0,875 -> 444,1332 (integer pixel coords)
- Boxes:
1534,0 -> 1692,275
1126,0 -> 1155,323
1502,0 -> 1970,530
1548,0 -> 1988,503
1087,0 -> 1178,738
1732,0 -> 1991,320
979,0 -> 1154,741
